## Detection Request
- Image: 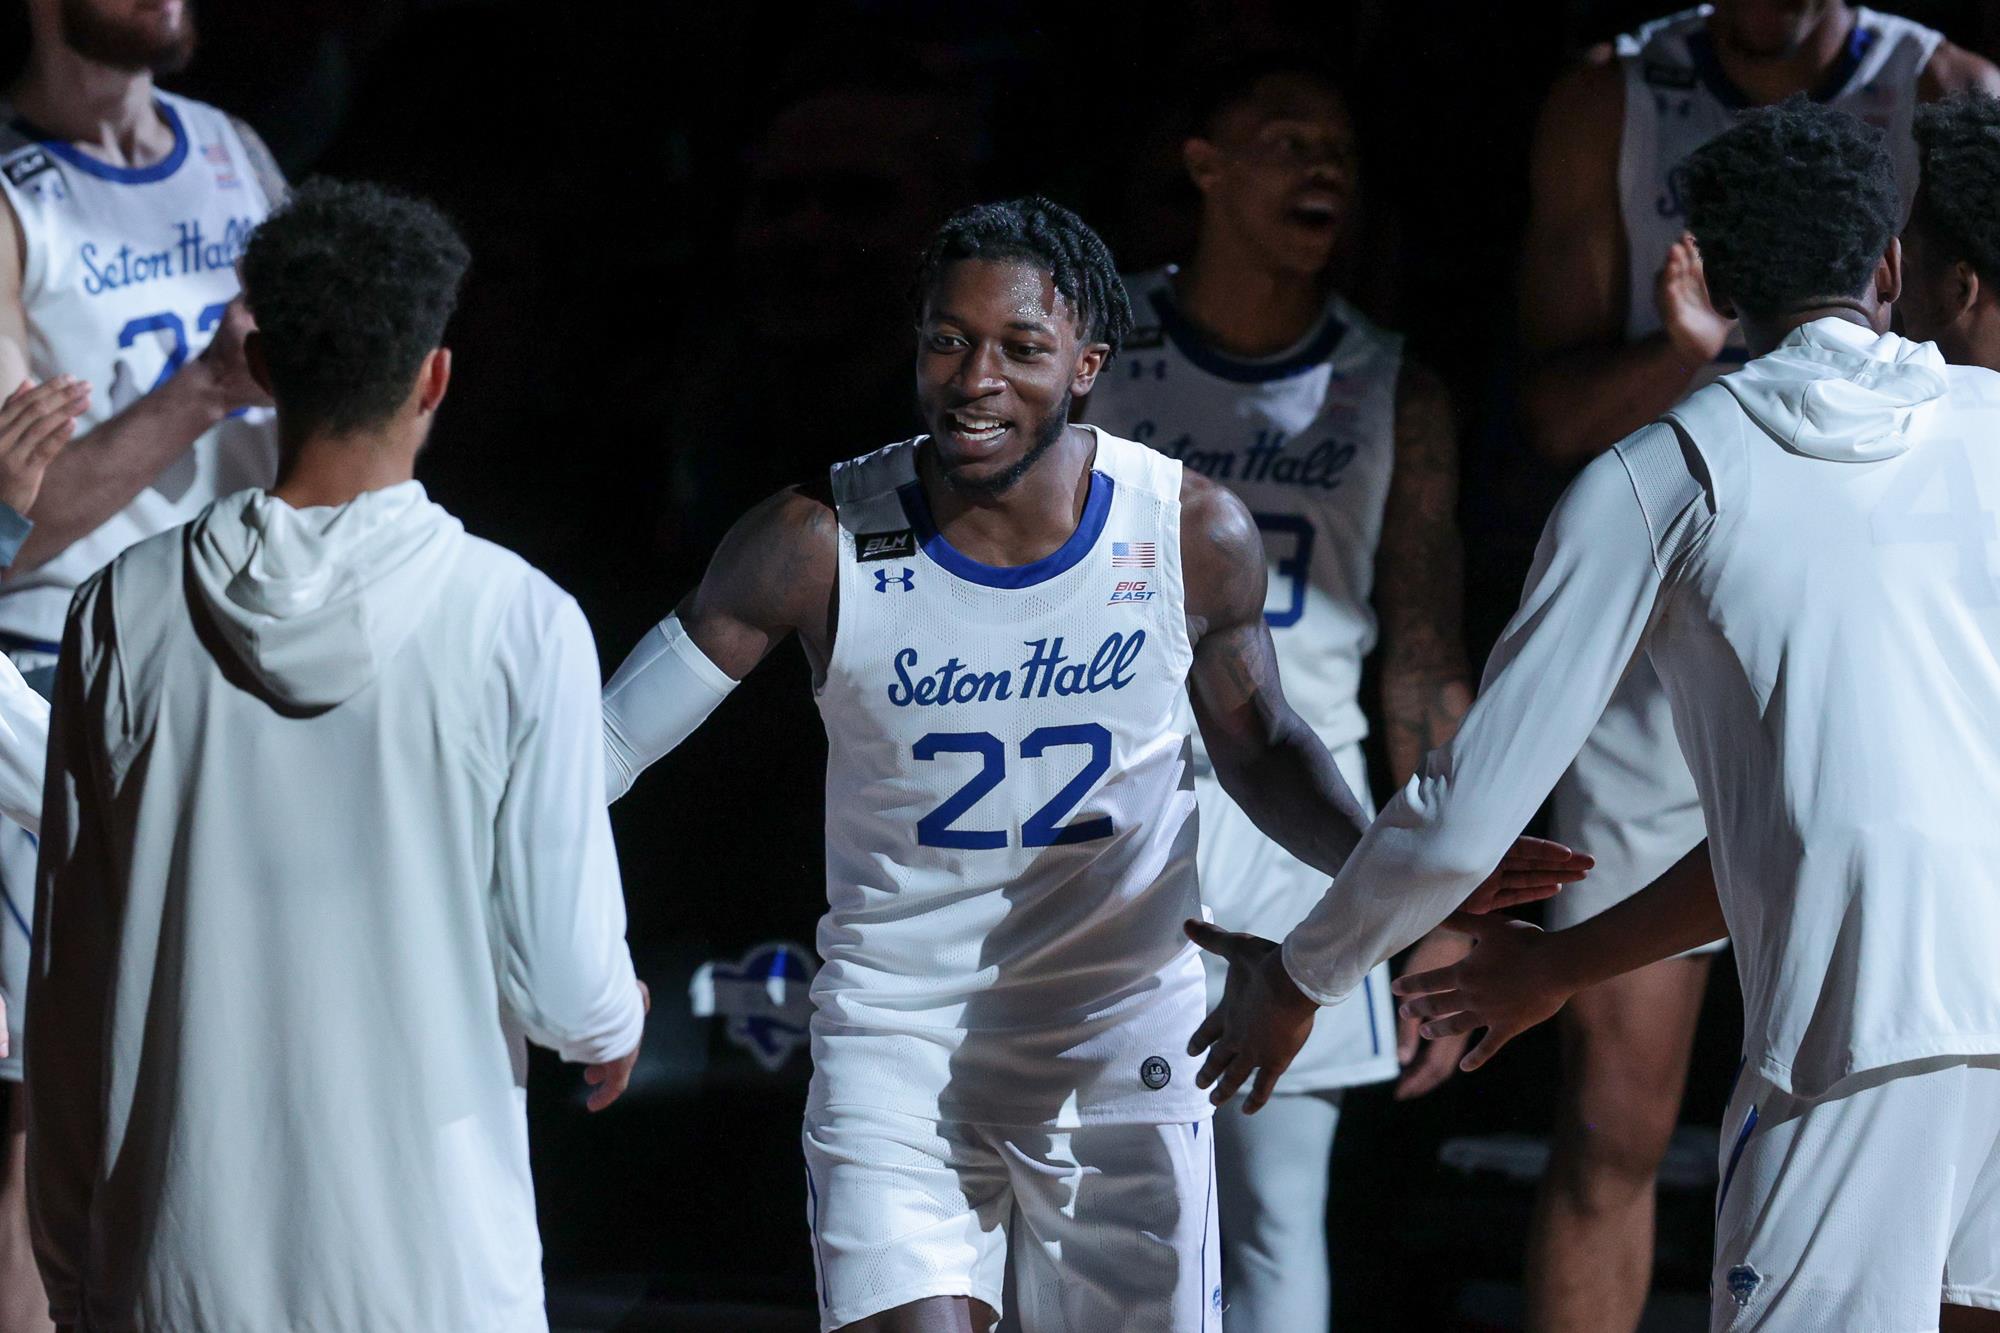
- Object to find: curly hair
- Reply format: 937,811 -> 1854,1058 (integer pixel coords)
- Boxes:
240,178 -> 471,434
1681,95 -> 1897,319
912,197 -> 1133,356
1913,93 -> 2000,287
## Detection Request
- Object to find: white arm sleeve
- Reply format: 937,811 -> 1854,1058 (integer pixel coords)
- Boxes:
1280,428 -> 1708,1003
602,614 -> 738,803
0,654 -> 47,833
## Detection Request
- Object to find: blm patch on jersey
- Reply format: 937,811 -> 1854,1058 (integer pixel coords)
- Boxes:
3,149 -> 55,187
1643,60 -> 1697,89
857,528 -> 916,563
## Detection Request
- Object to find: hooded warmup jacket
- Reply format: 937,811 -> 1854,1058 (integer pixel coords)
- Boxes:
1282,318 -> 2000,1099
23,482 -> 644,1333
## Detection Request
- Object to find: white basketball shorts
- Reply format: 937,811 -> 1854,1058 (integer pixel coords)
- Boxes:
802,1102 -> 1220,1332
1711,1057 -> 2000,1331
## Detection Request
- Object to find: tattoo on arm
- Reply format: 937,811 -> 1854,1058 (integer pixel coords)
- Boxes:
230,116 -> 288,206
1378,362 -> 1473,786
1184,476 -> 1370,873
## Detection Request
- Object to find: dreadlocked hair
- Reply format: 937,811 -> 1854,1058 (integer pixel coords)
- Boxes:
913,197 -> 1133,356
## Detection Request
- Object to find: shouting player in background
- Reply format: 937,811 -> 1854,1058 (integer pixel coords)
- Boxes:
600,198 -> 1582,1333
1517,5 -> 1997,1327
1085,55 -> 1477,1331
0,2 -> 285,1325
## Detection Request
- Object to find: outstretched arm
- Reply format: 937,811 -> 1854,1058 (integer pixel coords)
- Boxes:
603,485 -> 837,799
1187,425 -> 1694,1110
1183,473 -> 1369,874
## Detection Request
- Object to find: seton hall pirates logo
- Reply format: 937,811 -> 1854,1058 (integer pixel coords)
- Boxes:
689,941 -> 818,1071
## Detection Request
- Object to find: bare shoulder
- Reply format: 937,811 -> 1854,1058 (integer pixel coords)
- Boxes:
698,482 -> 839,633
1179,468 -> 1260,566
227,113 -> 288,205
1534,52 -> 1626,160
1178,469 -> 1264,633
1920,40 -> 2000,99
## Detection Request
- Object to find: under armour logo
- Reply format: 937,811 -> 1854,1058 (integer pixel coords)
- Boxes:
874,567 -> 915,593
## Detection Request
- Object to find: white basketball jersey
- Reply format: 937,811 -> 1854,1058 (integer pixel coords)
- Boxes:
0,90 -> 278,645
1617,6 -> 1939,370
1089,267 -> 1401,753
812,428 -> 1210,1128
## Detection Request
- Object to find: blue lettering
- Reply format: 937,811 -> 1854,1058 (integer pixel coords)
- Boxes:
887,648 -> 921,706
889,634 -> 1140,706
1019,636 -> 1067,699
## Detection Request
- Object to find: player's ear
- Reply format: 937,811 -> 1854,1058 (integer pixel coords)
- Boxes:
1071,342 -> 1111,397
1876,234 -> 1904,309
1958,259 -> 1984,321
243,330 -> 274,399
417,347 -> 451,415
1183,137 -> 1223,196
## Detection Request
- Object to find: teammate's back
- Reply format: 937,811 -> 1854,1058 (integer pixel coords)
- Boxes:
22,179 -> 645,1333
1656,332 -> 2000,1089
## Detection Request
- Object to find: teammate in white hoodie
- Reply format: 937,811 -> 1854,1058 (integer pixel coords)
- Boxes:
21,180 -> 648,1333
1192,97 -> 2000,1332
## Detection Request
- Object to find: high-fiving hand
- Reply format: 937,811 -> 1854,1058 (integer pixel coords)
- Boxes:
0,375 -> 90,519
1656,232 -> 1735,368
1184,920 -> 1315,1114
1391,911 -> 1577,1073
1186,835 -> 1591,1110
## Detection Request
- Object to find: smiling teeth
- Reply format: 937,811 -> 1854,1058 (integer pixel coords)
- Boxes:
952,414 -> 1006,436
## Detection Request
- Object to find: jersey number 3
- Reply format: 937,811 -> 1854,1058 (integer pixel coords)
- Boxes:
913,724 -> 1114,849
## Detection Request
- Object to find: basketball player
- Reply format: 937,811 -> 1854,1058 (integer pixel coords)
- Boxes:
599,197 -> 1582,1333
0,373 -> 92,1062
1083,56 -> 1476,1331
24,178 -> 648,1333
1198,96 -> 2000,1333
1517,6 -> 1998,1327
0,4 -> 283,1325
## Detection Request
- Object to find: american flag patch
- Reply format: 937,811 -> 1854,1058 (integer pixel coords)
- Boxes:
1111,541 -> 1156,568
202,143 -> 231,164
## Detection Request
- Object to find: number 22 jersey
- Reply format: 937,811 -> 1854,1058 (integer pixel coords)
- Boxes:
0,90 -> 277,645
812,428 -> 1209,1128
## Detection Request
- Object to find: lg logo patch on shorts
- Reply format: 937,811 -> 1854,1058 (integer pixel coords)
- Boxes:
1140,1056 -> 1172,1090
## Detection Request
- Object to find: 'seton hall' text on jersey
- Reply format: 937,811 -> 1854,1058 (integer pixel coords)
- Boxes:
81,215 -> 257,296
887,631 -> 1146,708
1127,419 -> 1359,492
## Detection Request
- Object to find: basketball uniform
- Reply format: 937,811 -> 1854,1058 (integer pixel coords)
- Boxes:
0,89 -> 278,1079
803,428 -> 1219,1330
1088,267 -> 1398,1091
1547,5 -> 1942,938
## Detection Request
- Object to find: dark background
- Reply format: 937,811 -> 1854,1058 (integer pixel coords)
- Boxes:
24,1 -> 2000,1327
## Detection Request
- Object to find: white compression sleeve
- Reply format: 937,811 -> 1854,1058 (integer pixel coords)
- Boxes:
601,614 -> 739,802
